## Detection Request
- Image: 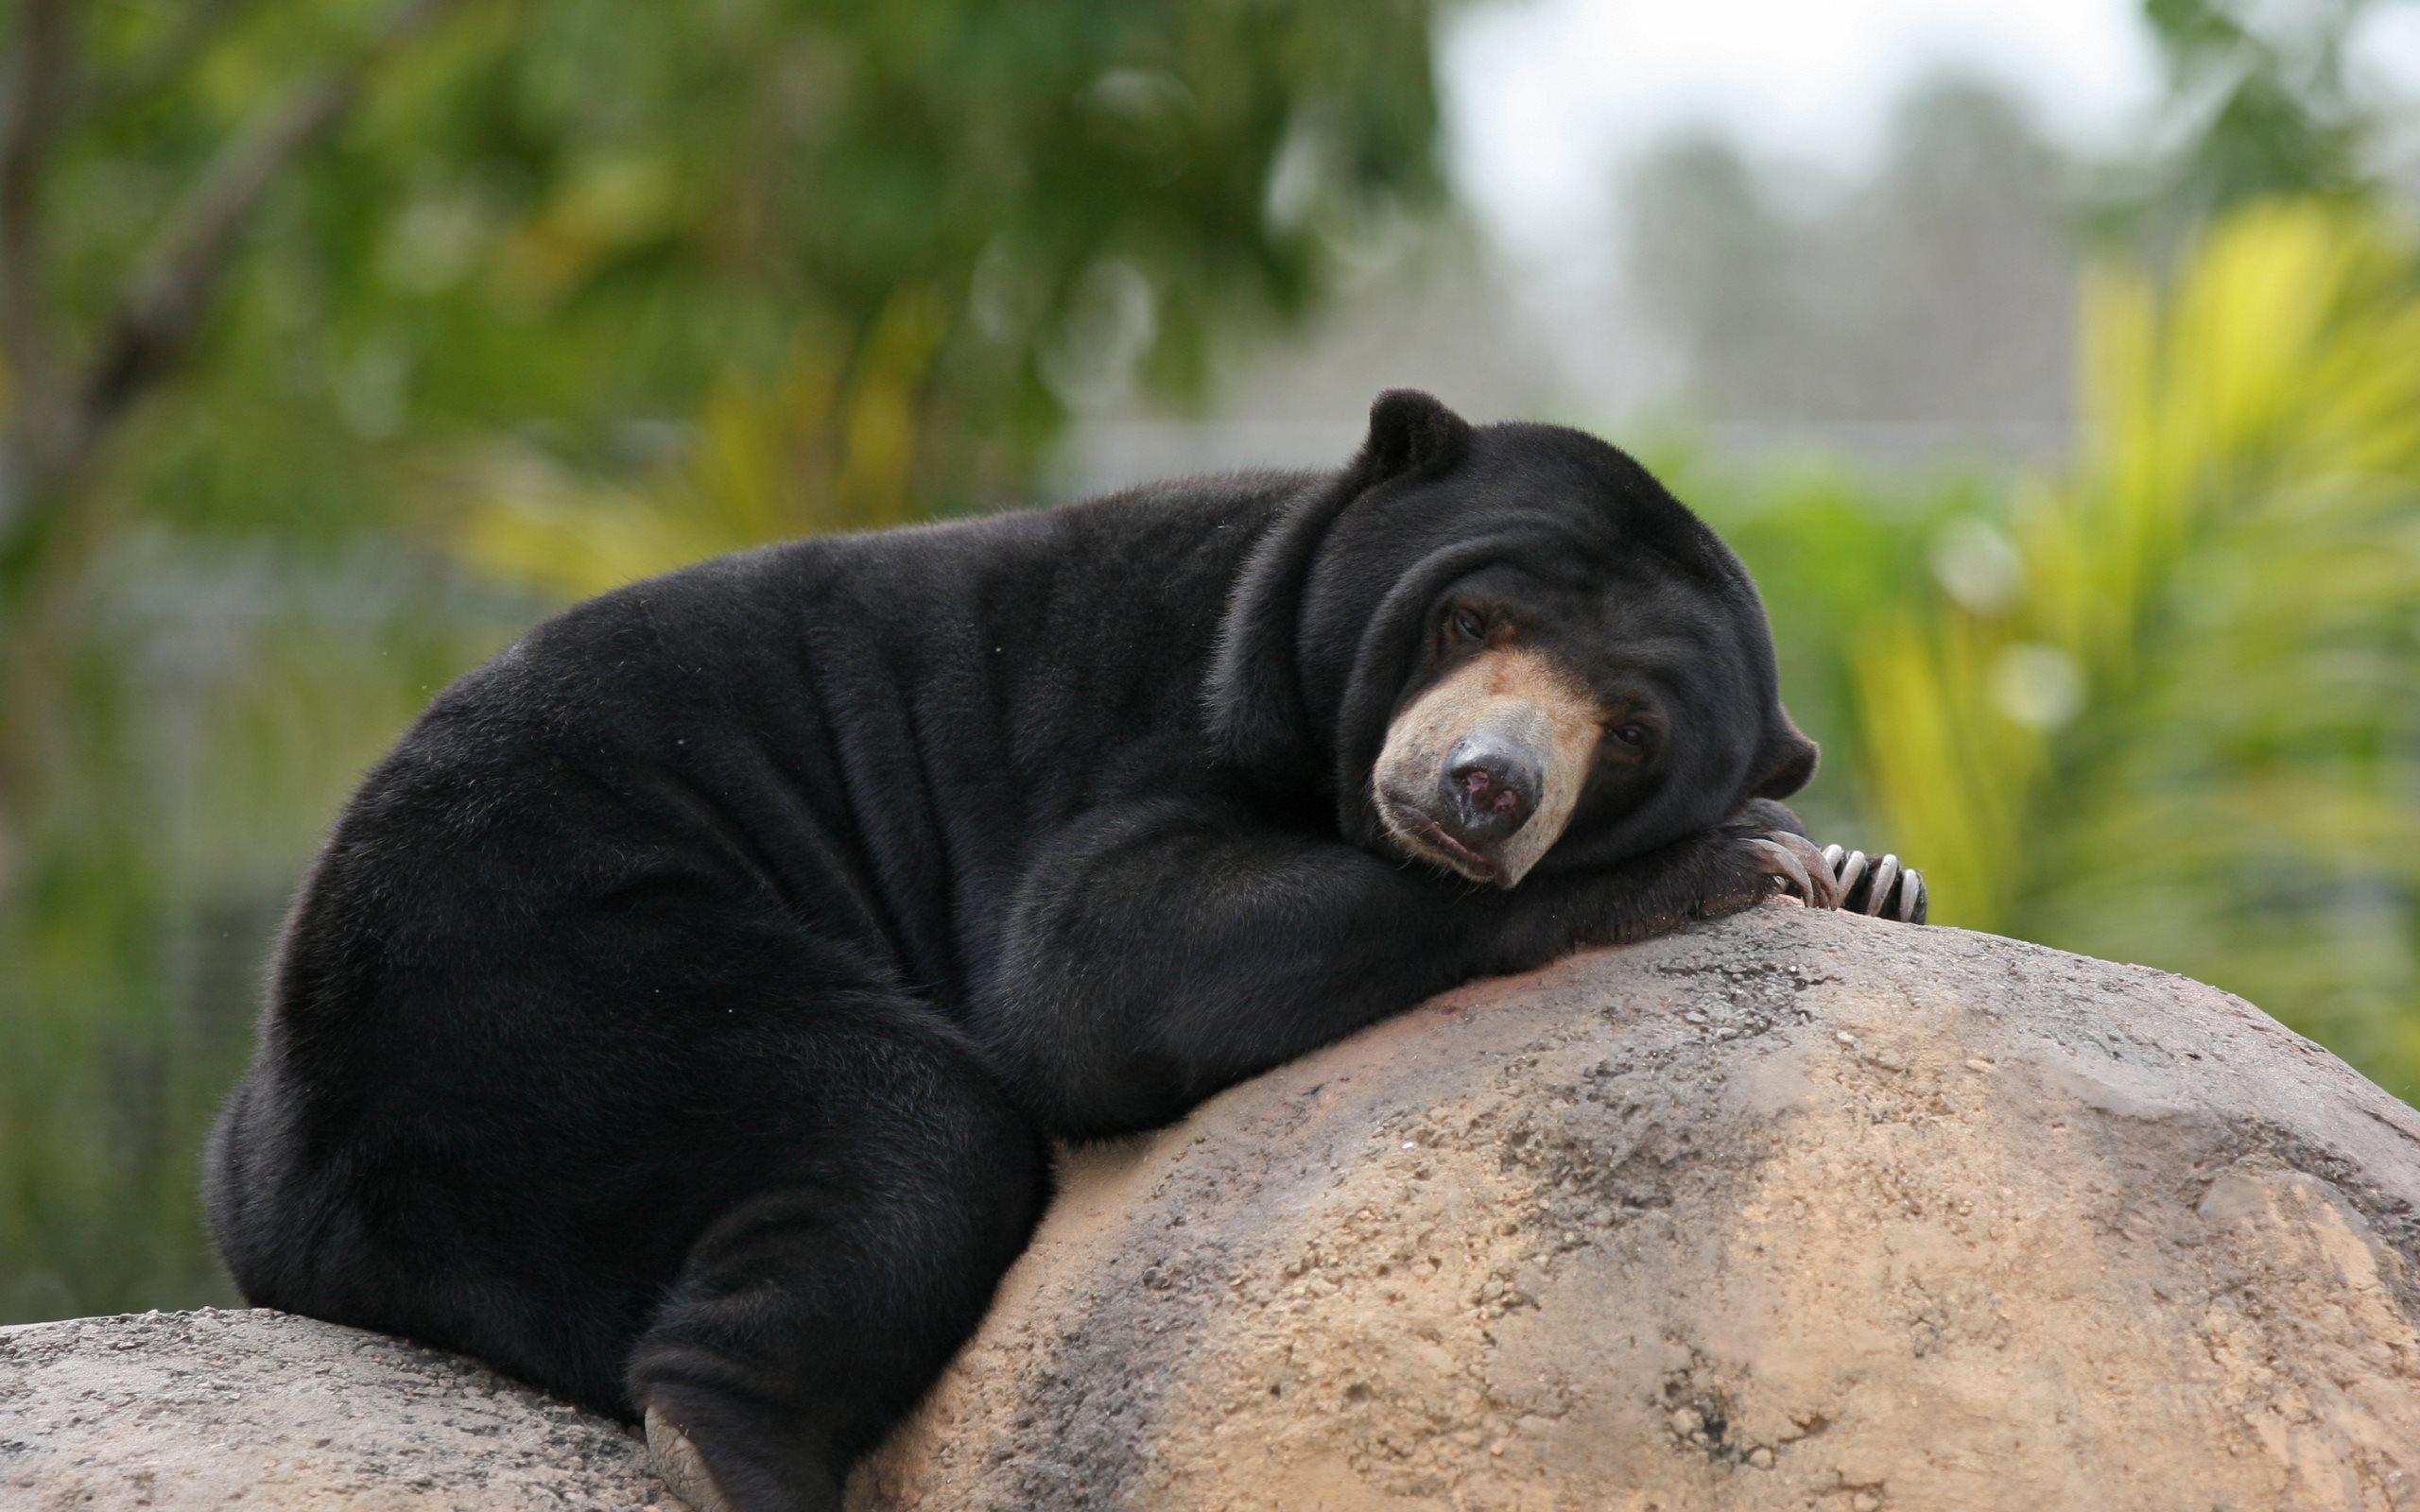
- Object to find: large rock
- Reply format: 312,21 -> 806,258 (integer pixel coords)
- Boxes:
854,908 -> 2420,1512
8,909 -> 2420,1510
0,1308 -> 662,1509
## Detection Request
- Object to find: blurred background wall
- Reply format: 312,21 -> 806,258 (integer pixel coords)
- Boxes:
1,0 -> 2415,1323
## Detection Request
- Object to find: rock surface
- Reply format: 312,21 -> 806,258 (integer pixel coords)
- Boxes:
0,1308 -> 662,1510
9,908 -> 2420,1510
853,908 -> 2420,1512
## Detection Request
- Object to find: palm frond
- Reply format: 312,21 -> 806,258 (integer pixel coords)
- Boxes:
1846,201 -> 2420,1093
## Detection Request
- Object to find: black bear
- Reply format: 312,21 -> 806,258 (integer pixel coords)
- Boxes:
205,391 -> 1925,1511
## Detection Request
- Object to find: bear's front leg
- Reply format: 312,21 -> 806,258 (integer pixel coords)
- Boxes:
1478,822 -> 1844,973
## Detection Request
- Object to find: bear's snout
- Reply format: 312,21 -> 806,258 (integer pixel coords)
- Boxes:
1373,645 -> 1607,887
1439,730 -> 1541,847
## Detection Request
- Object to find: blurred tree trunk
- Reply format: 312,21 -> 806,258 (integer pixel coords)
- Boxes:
0,0 -> 469,892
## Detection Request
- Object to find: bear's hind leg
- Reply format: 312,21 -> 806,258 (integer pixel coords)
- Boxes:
630,1022 -> 1047,1512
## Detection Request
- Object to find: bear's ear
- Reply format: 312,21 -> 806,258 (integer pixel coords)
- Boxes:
1357,389 -> 1471,481
1752,717 -> 1819,800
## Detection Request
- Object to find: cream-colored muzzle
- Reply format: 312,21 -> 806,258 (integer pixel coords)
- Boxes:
1371,647 -> 1606,885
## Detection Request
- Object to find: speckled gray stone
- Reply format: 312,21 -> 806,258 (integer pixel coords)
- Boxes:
855,908 -> 2420,1511
0,1306 -> 668,1510
12,909 -> 2420,1511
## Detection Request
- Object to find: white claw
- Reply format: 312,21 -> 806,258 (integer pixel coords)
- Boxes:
1821,842 -> 1845,872
1863,854 -> 1901,916
1836,849 -> 1869,899
1897,868 -> 1925,922
1746,837 -> 1813,901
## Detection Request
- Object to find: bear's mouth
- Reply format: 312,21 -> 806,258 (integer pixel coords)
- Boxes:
1376,796 -> 1500,884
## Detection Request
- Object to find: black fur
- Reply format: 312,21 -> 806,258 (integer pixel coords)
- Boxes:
207,392 -> 1829,1510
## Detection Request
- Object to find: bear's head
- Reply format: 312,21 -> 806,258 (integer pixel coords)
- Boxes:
1206,389 -> 1815,887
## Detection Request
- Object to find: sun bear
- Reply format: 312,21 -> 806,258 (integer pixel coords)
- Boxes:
205,391 -> 1926,1512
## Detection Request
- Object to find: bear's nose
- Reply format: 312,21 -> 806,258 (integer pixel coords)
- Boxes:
1439,735 -> 1539,847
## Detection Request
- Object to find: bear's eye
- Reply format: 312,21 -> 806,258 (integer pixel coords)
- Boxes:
1609,723 -> 1649,748
1448,607 -> 1487,643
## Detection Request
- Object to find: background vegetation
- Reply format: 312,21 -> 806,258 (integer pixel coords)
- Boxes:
2,0 -> 2414,1321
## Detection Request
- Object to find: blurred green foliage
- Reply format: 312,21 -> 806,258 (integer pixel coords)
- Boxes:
1676,203 -> 2420,1096
0,0 -> 1448,1320
2,0 -> 2415,1332
2109,0 -> 2412,240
